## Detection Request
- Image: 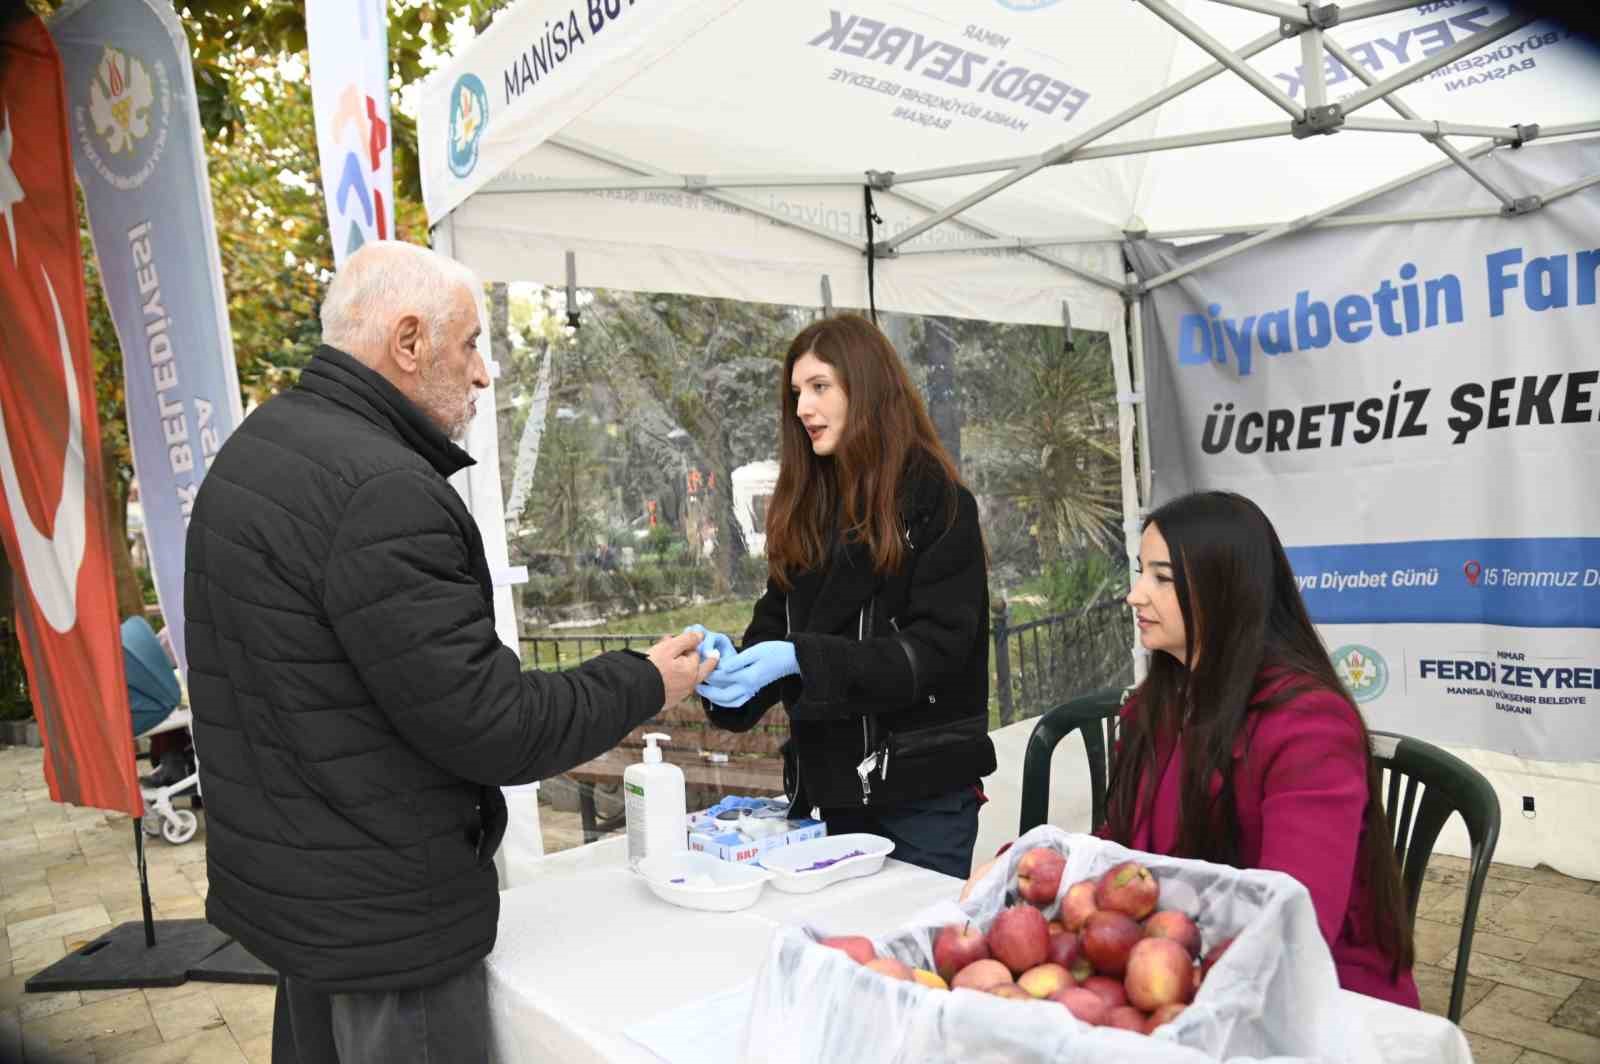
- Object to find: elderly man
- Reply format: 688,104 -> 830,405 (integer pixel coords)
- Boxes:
185,242 -> 713,1063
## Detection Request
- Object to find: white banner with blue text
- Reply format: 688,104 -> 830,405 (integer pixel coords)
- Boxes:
1133,135 -> 1600,762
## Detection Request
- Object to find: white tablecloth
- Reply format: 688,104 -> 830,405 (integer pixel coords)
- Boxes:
486,837 -> 1472,1064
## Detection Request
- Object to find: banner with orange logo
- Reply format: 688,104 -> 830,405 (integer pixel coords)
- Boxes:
307,0 -> 395,265
0,13 -> 141,816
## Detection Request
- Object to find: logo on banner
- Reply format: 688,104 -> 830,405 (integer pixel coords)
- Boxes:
78,46 -> 171,190
447,73 -> 488,178
1332,644 -> 1389,704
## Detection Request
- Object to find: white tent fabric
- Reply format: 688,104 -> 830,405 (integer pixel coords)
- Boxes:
422,0 -> 1600,875
420,0 -> 1599,328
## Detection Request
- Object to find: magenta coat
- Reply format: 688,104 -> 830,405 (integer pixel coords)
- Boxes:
1114,673 -> 1420,1008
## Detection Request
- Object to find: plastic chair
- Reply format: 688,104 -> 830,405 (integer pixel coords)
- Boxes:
1369,730 -> 1501,1022
1018,686 -> 1128,836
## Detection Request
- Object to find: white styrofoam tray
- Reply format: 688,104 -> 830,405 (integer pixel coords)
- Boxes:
636,850 -> 774,912
757,833 -> 895,893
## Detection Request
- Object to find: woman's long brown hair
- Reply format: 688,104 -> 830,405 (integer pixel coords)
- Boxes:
1105,491 -> 1414,975
764,314 -> 961,588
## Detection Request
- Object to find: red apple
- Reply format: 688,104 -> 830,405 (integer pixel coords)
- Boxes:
863,956 -> 913,981
1015,846 -> 1067,905
1080,910 -> 1142,977
1145,1002 -> 1188,1033
818,935 -> 875,964
932,922 -> 990,982
1095,860 -> 1159,920
950,958 -> 1013,991
1143,910 -> 1202,958
1060,880 -> 1098,931
1046,931 -> 1092,982
1125,938 -> 1194,1010
1192,964 -> 1203,996
1047,919 -> 1066,935
1080,974 -> 1128,1010
1017,963 -> 1072,999
1105,1005 -> 1147,1033
1200,936 -> 1235,981
989,904 -> 1050,975
1051,986 -> 1110,1025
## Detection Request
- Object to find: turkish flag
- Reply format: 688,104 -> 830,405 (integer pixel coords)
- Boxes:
0,16 -> 140,816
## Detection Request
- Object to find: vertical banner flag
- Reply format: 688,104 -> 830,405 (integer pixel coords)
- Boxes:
51,0 -> 243,676
1133,139 -> 1600,763
307,0 -> 394,266
0,14 -> 140,815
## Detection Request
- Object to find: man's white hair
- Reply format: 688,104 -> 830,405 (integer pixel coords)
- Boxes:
319,241 -> 480,355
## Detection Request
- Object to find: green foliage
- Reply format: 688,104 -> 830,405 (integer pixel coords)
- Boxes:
0,619 -> 29,723
644,523 -> 679,564
959,325 -> 1122,562
1041,550 -> 1122,614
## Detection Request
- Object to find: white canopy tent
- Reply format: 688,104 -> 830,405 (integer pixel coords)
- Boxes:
421,0 -> 1600,875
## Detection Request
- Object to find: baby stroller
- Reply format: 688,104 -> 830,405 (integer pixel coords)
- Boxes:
124,616 -> 201,845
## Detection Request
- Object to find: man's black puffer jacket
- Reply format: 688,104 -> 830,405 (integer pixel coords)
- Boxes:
186,347 -> 664,991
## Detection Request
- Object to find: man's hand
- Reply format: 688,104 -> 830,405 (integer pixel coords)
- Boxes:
646,631 -> 718,708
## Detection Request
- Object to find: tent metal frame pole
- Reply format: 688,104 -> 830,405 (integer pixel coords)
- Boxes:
1338,13 -> 1534,115
1128,284 -> 1153,509
894,234 -> 1122,255
1112,279 -> 1148,687
1138,140 -> 1497,291
891,27 -> 1284,188
1300,24 -> 1328,111
1135,0 -> 1305,121
882,186 -> 1126,292
1206,0 -> 1310,23
1341,117 -> 1523,141
1320,36 -> 1517,210
1542,170 -> 1600,206
1339,0 -> 1434,22
480,172 -> 868,193
879,26 -> 1285,249
1541,121 -> 1600,138
541,136 -> 866,254
478,106 -> 1531,200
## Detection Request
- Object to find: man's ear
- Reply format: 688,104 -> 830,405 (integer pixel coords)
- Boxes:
391,313 -> 425,374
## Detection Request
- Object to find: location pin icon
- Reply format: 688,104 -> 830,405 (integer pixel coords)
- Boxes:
1463,561 -> 1482,586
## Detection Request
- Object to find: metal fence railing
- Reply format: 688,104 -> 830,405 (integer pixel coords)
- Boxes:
991,597 -> 1133,727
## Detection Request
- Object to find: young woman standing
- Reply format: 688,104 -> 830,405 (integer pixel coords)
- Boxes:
692,314 -> 995,879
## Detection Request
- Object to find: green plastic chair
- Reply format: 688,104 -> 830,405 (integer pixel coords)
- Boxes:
1369,730 -> 1501,1022
1018,686 -> 1128,836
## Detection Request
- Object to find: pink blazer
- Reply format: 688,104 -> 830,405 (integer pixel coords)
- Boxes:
1115,674 -> 1420,1009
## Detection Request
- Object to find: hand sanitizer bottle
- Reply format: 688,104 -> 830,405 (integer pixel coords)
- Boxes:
625,733 -> 687,869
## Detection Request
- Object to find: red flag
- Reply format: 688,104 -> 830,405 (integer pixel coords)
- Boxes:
0,16 -> 139,816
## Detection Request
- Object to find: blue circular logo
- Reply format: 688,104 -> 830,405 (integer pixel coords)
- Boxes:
1332,644 -> 1389,704
447,73 -> 489,179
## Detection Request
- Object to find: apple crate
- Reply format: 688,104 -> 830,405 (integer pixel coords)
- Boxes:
741,826 -> 1383,1064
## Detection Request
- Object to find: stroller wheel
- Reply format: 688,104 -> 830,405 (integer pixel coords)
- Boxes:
141,810 -> 163,837
162,809 -> 199,845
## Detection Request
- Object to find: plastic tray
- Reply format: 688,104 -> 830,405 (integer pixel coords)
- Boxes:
635,850 -> 775,912
757,833 -> 895,893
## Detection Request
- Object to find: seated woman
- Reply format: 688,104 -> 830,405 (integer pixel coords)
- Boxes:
977,491 -> 1417,1007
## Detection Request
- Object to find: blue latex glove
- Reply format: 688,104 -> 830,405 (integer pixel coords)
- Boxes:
682,624 -> 736,665
697,640 -> 799,708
